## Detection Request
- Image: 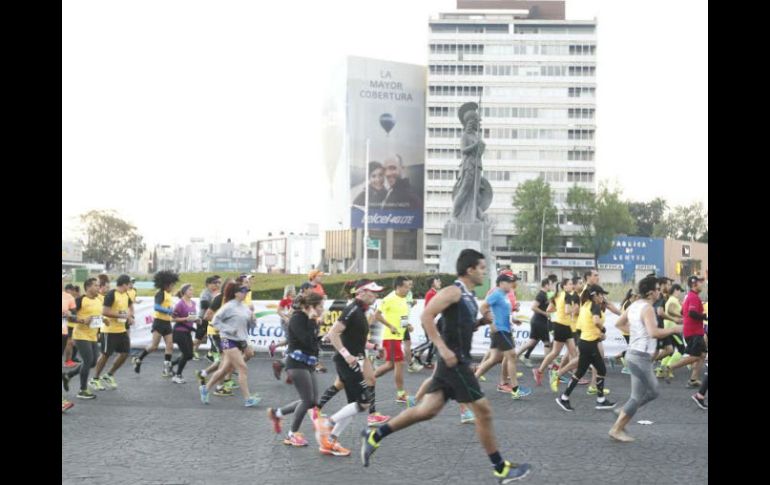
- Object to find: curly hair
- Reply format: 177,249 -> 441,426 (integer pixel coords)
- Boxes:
153,270 -> 180,290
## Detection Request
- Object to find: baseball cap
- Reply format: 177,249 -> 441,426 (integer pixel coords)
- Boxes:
238,273 -> 252,281
496,272 -> 516,284
116,274 -> 131,286
355,279 -> 384,292
687,275 -> 705,287
299,282 -> 313,292
308,269 -> 325,280
587,284 -> 609,297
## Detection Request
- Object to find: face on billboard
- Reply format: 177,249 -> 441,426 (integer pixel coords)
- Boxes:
383,156 -> 402,188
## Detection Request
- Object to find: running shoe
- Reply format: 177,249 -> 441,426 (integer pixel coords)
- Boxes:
77,389 -> 96,400
667,368 -> 674,379
518,355 -> 534,368
511,386 -> 532,400
132,356 -> 142,374
192,351 -> 200,361
497,383 -> 513,393
272,360 -> 283,380
283,432 -> 309,447
395,393 -> 408,404
244,395 -> 261,407
172,375 -> 186,384
268,341 -> 277,358
424,363 -> 435,369
595,399 -> 617,410
89,378 -> 105,391
320,438 -> 351,456
206,352 -> 216,363
479,375 -> 487,382
691,394 -> 708,410
367,413 -> 390,426
101,375 -> 117,390
199,385 -> 209,404
586,387 -> 610,395
62,399 -> 74,413
64,360 -> 78,368
549,371 -> 559,393
516,371 -> 524,378
408,362 -> 424,373
406,396 -> 417,408
687,379 -> 702,388
555,397 -> 573,412
621,367 -> 631,375
213,386 -> 234,397
224,379 -> 239,390
460,409 -> 475,424
655,367 -> 665,379
195,370 -> 206,386
267,408 -> 282,433
493,461 -> 532,483
532,368 -> 543,386
559,375 -> 570,384
360,429 -> 380,467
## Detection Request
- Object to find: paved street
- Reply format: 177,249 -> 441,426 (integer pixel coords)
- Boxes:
62,353 -> 708,485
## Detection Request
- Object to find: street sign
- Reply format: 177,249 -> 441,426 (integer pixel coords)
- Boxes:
367,239 -> 381,250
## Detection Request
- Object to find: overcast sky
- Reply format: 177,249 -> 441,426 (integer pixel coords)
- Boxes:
62,0 -> 707,246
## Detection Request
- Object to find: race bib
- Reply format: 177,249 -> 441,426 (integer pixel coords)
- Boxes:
89,316 -> 104,329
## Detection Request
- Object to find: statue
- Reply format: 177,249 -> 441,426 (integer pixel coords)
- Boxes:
451,102 -> 493,222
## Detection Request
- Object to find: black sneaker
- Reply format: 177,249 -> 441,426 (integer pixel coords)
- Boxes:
555,397 -> 574,412
133,356 -> 142,374
691,394 -> 708,410
595,399 -> 616,410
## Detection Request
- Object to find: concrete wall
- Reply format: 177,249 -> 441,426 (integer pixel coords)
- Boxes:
664,239 -> 708,282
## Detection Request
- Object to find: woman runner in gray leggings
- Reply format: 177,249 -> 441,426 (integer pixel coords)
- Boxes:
609,276 -> 683,442
266,292 -> 325,447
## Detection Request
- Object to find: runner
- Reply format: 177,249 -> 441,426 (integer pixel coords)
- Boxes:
608,276 -> 684,442
474,272 -> 532,399
69,278 -> 104,399
516,279 -> 553,368
266,291 -> 325,447
196,277 -> 236,396
372,276 -> 413,404
662,275 -> 707,387
199,281 -> 261,407
534,278 -> 578,392
404,288 -> 423,373
555,285 -> 616,412
411,276 -> 441,368
92,274 -> 134,390
658,283 -> 684,378
269,284 -> 295,359
133,270 -> 179,377
314,279 -> 386,457
170,283 -> 198,384
194,276 -> 220,361
359,249 -> 532,483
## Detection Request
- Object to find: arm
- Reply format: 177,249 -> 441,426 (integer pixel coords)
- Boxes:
643,305 -> 684,338
605,301 -> 621,316
328,320 -> 357,368
421,286 -> 462,368
615,311 -> 630,334
688,309 -> 707,321
373,309 -> 399,334
531,301 -> 550,317
153,292 -> 173,315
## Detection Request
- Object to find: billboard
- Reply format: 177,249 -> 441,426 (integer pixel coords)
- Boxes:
598,236 -> 665,282
347,56 -> 425,230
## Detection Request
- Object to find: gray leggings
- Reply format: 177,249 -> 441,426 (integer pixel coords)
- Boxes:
279,368 -> 319,433
622,350 -> 660,418
74,340 -> 100,391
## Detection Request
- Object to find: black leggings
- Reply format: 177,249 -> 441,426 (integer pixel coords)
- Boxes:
699,370 -> 708,396
172,331 -> 194,376
279,368 -> 319,433
74,340 -> 99,391
564,339 -> 607,397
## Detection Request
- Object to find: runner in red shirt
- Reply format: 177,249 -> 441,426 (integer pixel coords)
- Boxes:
663,275 -> 707,387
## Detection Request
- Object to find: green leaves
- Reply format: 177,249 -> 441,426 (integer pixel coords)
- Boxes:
79,210 -> 145,271
567,183 -> 635,260
511,177 -> 560,254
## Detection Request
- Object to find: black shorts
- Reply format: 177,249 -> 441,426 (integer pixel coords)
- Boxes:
427,359 -> 484,404
529,319 -> 550,343
553,323 -> 573,343
152,319 -> 173,336
195,320 -> 209,340
657,336 -> 674,350
333,354 -> 370,405
221,338 -> 248,351
100,332 -> 130,355
685,335 -> 707,357
574,330 -> 581,341
491,331 -> 514,351
403,329 -> 411,341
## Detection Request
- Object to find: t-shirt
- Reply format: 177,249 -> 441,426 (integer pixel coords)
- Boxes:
664,295 -> 682,329
286,311 -> 320,370
62,292 -> 76,333
553,292 -> 571,327
126,288 -> 138,303
576,300 -> 592,332
531,290 -> 549,326
154,290 -> 173,321
102,289 -> 131,334
379,291 -> 410,341
486,288 -> 512,333
682,290 -> 705,337
73,295 -> 103,342
440,280 -> 478,364
207,294 -> 224,336
337,299 -> 370,357
425,288 -> 438,306
580,302 -> 605,342
279,297 -> 294,309
653,296 -> 666,329
173,299 -> 197,332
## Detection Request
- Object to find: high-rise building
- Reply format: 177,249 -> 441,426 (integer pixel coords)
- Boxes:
424,0 -> 596,278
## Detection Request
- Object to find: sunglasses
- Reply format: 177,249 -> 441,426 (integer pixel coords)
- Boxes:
237,287 -> 250,294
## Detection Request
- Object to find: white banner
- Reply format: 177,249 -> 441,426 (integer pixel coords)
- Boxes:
129,298 -> 628,358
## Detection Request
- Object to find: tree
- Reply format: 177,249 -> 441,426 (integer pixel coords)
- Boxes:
567,183 -> 636,260
653,202 -> 708,241
79,210 -> 145,271
511,177 -> 560,254
627,198 -> 668,237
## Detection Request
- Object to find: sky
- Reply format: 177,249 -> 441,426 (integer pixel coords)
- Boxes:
62,0 -> 708,246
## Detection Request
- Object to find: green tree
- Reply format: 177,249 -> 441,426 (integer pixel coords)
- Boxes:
511,177 -> 560,254
567,183 -> 636,260
80,210 -> 145,271
627,198 -> 668,237
653,202 -> 708,241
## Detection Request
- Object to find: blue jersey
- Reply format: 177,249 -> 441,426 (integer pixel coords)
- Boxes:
487,288 -> 512,333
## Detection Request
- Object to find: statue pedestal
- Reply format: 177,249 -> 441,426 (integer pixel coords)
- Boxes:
439,220 -> 494,274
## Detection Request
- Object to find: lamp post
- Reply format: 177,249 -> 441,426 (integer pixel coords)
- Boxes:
539,207 -> 546,280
